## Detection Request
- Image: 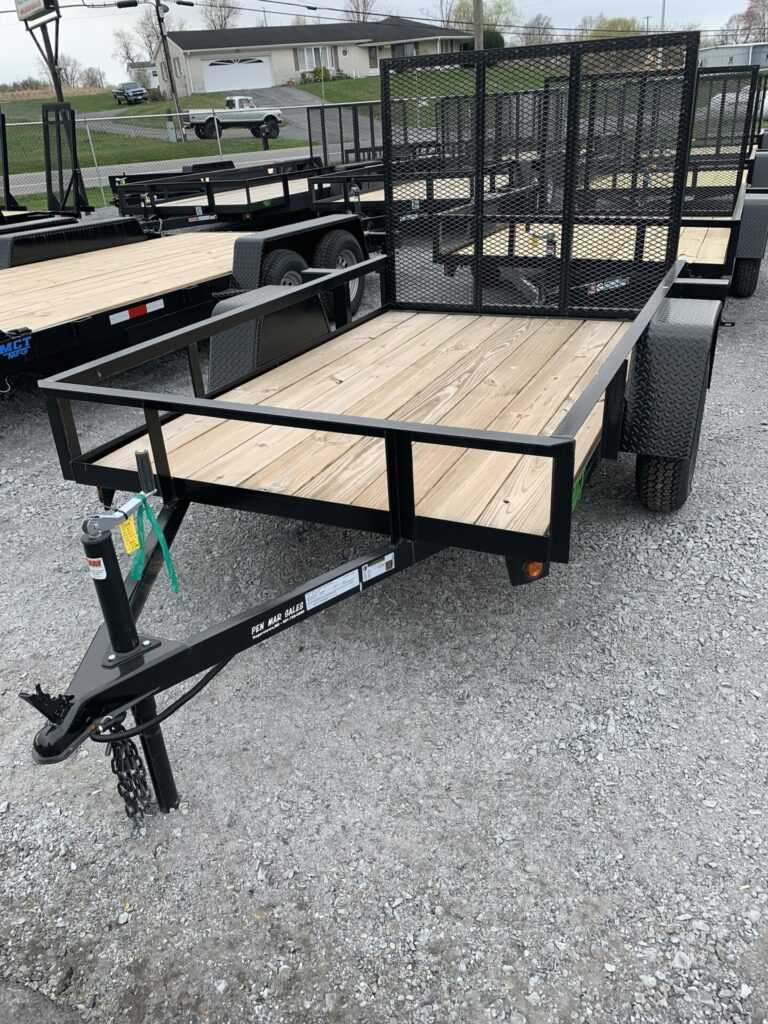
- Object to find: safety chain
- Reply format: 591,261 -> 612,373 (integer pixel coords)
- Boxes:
105,728 -> 153,825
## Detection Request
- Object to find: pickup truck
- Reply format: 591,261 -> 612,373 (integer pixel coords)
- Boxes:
184,96 -> 282,140
113,81 -> 149,105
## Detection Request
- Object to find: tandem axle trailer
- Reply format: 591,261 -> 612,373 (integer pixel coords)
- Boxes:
0,213 -> 369,377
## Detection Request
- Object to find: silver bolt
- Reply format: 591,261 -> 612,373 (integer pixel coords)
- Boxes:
142,640 -> 151,647
107,654 -> 116,662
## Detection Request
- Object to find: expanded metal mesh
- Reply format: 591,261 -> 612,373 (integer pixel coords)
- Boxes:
686,65 -> 758,215
381,34 -> 699,318
307,102 -> 386,165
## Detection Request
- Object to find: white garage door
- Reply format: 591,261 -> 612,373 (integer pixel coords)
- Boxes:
203,56 -> 274,91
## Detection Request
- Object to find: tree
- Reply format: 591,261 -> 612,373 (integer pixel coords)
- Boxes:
426,0 -> 456,28
483,28 -> 504,47
112,8 -> 186,67
201,0 -> 240,31
568,14 -> 643,39
344,0 -> 377,20
742,0 -> 768,39
518,13 -> 554,44
450,0 -> 517,33
37,52 -> 83,88
716,12 -> 751,43
112,28 -> 141,69
81,66 -> 106,88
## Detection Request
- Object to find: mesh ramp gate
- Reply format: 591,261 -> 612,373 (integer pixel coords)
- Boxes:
687,65 -> 759,215
380,33 -> 699,318
307,101 -> 389,165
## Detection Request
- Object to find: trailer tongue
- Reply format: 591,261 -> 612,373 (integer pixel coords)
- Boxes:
25,32 -> 723,824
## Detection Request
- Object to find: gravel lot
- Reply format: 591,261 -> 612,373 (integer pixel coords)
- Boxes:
1,270 -> 767,1024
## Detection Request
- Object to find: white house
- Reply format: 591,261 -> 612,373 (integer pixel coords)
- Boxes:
155,16 -> 472,97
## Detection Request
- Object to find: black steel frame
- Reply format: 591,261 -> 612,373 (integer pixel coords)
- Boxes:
307,100 -> 387,166
32,253 -> 689,775
114,159 -> 326,228
42,103 -> 90,216
0,111 -> 22,212
2,268 -> 232,378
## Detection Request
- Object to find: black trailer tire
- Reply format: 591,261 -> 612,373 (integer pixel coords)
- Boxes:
635,455 -> 695,513
200,118 -> 220,140
730,257 -> 760,298
260,248 -> 308,288
313,230 -> 365,317
264,116 -> 280,139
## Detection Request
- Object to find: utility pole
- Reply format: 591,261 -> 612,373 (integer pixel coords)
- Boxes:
660,0 -> 666,30
473,0 -> 483,50
155,0 -> 182,117
116,0 -> 182,116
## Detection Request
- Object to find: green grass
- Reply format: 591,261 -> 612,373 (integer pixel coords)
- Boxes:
18,186 -> 108,212
6,121 -> 307,176
0,91 -> 256,122
295,78 -> 382,104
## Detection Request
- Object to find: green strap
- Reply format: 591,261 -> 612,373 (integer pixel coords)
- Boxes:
129,494 -> 179,593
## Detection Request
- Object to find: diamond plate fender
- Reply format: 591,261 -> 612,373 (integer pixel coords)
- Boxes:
750,151 -> 768,189
736,193 -> 768,259
620,298 -> 721,460
207,292 -> 262,391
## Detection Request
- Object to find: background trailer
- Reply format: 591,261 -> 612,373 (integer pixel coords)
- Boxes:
25,33 -> 724,822
0,214 -> 369,377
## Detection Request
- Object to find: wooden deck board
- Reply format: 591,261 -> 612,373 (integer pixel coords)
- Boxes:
0,232 -> 239,333
96,311 -> 629,537
450,223 -> 729,266
157,175 -> 311,209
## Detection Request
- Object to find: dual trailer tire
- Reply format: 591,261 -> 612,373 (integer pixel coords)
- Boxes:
730,257 -> 760,298
259,230 -> 365,318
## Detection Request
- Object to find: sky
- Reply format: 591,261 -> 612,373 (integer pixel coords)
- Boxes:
0,0 -> 739,86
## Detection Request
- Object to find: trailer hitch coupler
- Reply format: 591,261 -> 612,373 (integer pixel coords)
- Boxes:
82,525 -> 140,656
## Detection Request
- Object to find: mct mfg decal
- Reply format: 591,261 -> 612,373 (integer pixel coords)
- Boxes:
0,332 -> 32,361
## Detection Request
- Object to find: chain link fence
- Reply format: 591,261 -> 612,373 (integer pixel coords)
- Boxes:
2,105 -> 315,213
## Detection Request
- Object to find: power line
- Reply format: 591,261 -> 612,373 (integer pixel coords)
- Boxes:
0,0 -> 732,35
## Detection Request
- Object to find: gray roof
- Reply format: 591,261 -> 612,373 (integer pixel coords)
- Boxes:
167,17 -> 470,52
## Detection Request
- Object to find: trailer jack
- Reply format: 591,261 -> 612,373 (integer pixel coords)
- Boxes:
21,462 -> 441,821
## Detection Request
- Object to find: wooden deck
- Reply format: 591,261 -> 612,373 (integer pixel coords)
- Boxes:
450,223 -> 730,266
0,232 -> 238,333
156,174 -> 313,210
97,311 -> 629,536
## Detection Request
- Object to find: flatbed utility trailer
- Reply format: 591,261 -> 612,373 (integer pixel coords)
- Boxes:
0,214 -> 368,377
114,157 -> 328,232
25,34 -> 724,820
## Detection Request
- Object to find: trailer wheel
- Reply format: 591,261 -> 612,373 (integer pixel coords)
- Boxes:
261,248 -> 308,288
313,230 -> 365,317
730,257 -> 760,298
635,455 -> 695,513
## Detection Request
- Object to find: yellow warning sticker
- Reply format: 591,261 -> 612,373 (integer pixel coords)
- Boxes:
119,517 -> 140,554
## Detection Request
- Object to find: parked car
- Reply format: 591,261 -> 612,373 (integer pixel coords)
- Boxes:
113,82 -> 149,105
184,96 -> 282,140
